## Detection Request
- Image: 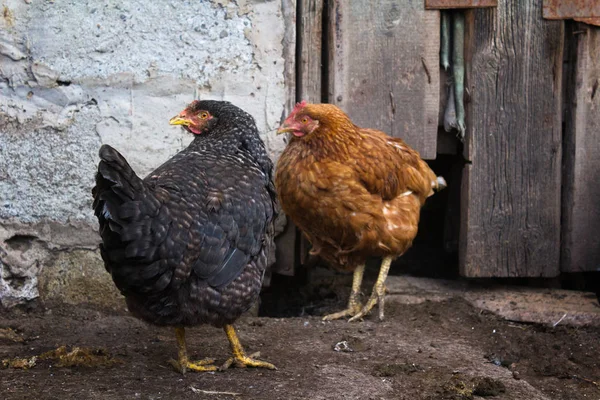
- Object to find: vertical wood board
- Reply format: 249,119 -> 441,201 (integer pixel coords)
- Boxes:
282,0 -> 298,115
328,0 -> 440,160
460,1 -> 564,277
274,0 -> 323,276
272,0 -> 297,277
298,0 -> 325,266
561,23 -> 600,273
298,0 -> 323,103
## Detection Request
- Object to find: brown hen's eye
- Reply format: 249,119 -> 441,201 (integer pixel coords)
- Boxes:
199,112 -> 209,119
301,117 -> 308,124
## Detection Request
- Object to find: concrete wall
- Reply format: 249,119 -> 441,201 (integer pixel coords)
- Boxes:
0,0 -> 295,308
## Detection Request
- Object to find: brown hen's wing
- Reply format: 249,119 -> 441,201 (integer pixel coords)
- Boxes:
353,129 -> 437,203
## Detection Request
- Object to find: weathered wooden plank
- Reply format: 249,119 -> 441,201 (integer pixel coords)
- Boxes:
271,0 -> 297,278
297,0 -> 325,268
561,23 -> 600,273
328,0 -> 440,160
273,0 -> 323,276
460,1 -> 564,277
298,0 -> 323,103
282,0 -> 298,113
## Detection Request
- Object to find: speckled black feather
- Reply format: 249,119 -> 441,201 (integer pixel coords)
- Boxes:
92,101 -> 279,327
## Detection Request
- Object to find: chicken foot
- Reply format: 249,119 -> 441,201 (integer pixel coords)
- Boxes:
348,256 -> 392,322
220,324 -> 276,370
322,264 -> 365,321
170,327 -> 218,374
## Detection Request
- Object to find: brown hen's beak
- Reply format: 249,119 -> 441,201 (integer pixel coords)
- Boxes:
169,115 -> 191,127
276,125 -> 295,135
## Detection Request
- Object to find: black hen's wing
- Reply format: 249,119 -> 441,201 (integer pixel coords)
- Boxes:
93,145 -> 272,296
161,151 -> 272,290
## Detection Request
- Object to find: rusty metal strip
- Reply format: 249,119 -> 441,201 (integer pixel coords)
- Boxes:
425,0 -> 497,9
543,0 -> 600,19
573,17 -> 600,27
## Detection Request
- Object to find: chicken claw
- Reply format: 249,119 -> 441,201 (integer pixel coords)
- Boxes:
170,357 -> 218,374
220,351 -> 276,370
323,264 -> 365,321
221,324 -> 276,371
322,303 -> 363,321
171,327 -> 218,374
348,257 -> 392,322
347,291 -> 382,322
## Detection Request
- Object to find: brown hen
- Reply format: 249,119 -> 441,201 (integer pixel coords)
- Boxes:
275,102 -> 445,321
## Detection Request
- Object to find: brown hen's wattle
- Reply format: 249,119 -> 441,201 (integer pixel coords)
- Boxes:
92,100 -> 279,373
275,102 -> 445,322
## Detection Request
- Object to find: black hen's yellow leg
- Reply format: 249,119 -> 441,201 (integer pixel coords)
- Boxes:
322,264 -> 365,321
220,324 -> 276,370
169,327 -> 217,374
349,256 -> 392,322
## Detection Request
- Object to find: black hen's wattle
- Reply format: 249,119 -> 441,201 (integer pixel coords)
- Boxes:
92,101 -> 278,327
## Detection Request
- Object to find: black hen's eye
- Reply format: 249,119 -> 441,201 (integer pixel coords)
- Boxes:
199,112 -> 209,119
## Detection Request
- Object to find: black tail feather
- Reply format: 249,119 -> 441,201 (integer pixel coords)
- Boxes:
93,145 -> 166,292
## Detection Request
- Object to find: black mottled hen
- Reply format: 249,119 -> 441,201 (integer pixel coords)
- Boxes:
92,100 -> 279,373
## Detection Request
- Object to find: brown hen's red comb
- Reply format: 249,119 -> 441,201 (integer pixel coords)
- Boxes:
288,101 -> 307,119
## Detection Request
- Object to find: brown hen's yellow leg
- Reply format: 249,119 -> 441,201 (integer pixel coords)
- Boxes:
220,324 -> 276,370
349,256 -> 393,322
322,264 -> 365,321
169,327 -> 217,374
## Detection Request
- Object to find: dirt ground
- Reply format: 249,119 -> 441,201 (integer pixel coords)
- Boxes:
1,280 -> 599,400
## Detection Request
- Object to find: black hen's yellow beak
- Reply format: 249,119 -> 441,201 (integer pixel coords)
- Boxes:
169,115 -> 191,127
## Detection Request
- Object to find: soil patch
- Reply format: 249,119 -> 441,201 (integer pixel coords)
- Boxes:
1,295 -> 598,399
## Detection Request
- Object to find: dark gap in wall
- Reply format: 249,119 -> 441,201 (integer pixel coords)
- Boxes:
390,154 -> 460,280
4,234 -> 38,251
560,20 -> 577,276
